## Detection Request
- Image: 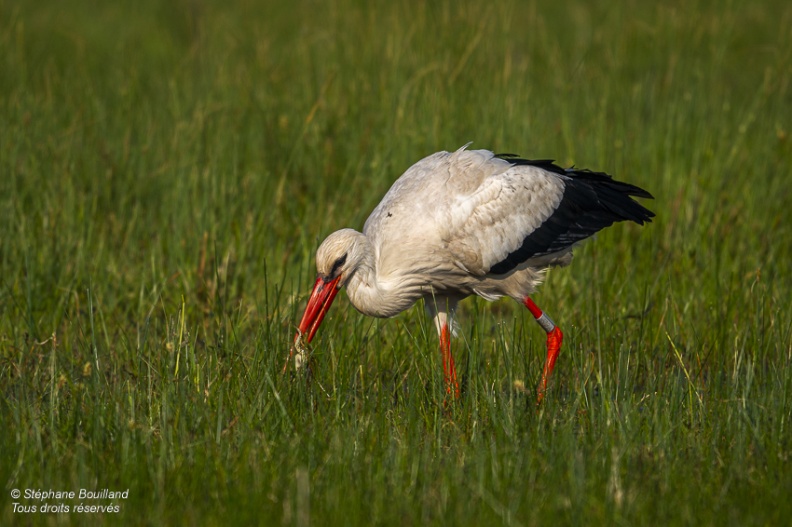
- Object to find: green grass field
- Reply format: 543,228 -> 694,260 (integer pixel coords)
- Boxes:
2,0 -> 791,525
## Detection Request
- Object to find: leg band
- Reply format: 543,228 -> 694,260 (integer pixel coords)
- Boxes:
535,312 -> 556,333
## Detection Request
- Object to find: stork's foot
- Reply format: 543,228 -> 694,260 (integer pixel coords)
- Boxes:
523,297 -> 563,404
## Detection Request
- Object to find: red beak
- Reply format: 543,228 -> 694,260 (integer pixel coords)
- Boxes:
294,275 -> 343,348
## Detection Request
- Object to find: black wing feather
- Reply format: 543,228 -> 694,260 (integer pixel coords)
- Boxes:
489,155 -> 655,275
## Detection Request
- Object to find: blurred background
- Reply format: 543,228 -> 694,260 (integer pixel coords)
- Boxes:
1,0 -> 790,524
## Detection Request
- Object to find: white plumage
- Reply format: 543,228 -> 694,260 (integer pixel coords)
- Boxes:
292,145 -> 654,401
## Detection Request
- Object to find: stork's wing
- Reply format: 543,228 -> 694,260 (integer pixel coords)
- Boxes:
442,150 -> 655,276
363,147 -> 654,281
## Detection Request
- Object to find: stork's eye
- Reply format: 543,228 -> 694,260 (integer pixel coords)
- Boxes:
330,253 -> 347,278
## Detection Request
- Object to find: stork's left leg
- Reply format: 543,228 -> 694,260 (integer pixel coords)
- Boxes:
439,323 -> 461,399
523,297 -> 563,403
429,300 -> 461,399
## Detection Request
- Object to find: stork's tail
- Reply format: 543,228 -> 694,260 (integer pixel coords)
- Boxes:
562,167 -> 655,225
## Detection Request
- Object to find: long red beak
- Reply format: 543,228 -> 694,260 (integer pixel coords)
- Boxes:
294,275 -> 343,348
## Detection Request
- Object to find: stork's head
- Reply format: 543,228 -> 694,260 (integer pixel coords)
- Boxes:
314,228 -> 364,285
293,229 -> 366,356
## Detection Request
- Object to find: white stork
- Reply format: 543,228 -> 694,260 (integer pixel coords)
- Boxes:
290,145 -> 654,401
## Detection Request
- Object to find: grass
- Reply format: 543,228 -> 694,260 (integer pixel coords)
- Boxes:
1,0 -> 791,524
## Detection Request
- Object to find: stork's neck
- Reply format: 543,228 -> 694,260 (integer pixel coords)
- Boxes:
343,233 -> 421,318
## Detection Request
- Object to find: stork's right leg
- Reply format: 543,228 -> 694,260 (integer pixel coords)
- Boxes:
523,297 -> 563,403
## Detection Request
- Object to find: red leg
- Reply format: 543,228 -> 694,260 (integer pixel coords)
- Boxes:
524,297 -> 563,403
439,323 -> 460,399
